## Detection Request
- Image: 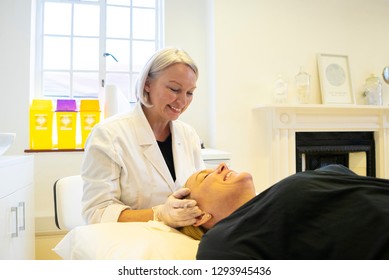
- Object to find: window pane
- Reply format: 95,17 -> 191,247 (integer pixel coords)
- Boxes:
133,0 -> 156,8
43,72 -> 70,97
105,73 -> 130,99
73,72 -> 99,98
133,8 -> 155,40
106,39 -> 130,72
38,0 -> 162,100
107,6 -> 130,39
73,38 -> 99,71
43,37 -> 71,69
74,4 -> 100,37
44,2 -> 71,35
132,41 -> 156,72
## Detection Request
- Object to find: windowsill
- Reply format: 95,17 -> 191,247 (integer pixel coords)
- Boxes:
24,148 -> 84,153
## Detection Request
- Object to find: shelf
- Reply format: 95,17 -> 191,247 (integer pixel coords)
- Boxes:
24,149 -> 84,153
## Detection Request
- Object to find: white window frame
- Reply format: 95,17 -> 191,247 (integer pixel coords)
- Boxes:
35,0 -> 164,102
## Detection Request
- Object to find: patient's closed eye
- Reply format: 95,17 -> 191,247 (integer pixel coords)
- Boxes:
199,174 -> 209,182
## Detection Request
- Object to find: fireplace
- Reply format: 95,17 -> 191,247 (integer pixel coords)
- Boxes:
295,131 -> 375,176
253,104 -> 389,189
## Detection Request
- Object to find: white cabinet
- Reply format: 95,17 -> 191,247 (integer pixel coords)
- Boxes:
0,156 -> 35,259
201,148 -> 231,168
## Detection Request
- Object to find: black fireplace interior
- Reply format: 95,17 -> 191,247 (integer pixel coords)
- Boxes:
296,131 -> 376,177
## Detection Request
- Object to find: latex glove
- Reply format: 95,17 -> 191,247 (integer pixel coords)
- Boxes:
152,188 -> 202,228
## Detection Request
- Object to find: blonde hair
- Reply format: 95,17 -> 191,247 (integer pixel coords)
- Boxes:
135,47 -> 199,107
178,225 -> 205,240
177,172 -> 206,240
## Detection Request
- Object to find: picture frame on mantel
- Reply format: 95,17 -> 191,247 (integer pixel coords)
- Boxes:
317,53 -> 355,104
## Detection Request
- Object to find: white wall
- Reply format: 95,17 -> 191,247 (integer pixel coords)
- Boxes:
2,0 -> 389,228
0,0 -> 33,154
212,0 -> 389,191
164,0 -> 214,148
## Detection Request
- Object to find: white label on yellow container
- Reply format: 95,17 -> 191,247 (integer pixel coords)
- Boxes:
35,114 -> 48,130
59,115 -> 73,130
83,115 -> 96,130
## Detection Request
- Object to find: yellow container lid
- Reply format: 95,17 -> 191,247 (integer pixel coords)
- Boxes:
31,99 -> 53,110
80,99 -> 100,111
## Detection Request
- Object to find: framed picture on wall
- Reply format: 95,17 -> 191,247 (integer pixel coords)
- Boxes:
317,53 -> 355,104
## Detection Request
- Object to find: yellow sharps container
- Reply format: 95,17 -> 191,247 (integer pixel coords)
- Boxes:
29,99 -> 53,149
80,99 -> 101,148
56,99 -> 77,149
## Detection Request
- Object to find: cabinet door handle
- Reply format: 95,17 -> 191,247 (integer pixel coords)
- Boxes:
11,206 -> 19,238
18,202 -> 26,231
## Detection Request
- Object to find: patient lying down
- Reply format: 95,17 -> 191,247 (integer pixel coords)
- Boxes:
180,163 -> 389,260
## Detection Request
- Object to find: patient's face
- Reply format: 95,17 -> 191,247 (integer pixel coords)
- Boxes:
185,163 -> 256,229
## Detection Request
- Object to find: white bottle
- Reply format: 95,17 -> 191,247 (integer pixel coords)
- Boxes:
295,67 -> 311,104
364,74 -> 383,106
273,76 -> 288,104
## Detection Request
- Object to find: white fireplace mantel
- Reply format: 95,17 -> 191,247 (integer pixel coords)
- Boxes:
253,104 -> 389,186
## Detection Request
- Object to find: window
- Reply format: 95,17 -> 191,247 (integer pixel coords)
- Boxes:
35,0 -> 164,102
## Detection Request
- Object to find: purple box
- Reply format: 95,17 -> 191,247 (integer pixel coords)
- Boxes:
56,99 -> 77,112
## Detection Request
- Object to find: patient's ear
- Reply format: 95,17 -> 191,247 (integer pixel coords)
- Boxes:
194,213 -> 212,227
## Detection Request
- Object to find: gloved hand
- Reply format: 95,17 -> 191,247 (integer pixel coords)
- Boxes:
152,188 -> 202,228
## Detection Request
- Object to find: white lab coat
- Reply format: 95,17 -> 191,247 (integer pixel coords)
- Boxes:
81,102 -> 205,224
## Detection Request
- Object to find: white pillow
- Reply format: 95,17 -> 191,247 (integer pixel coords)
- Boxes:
53,221 -> 199,260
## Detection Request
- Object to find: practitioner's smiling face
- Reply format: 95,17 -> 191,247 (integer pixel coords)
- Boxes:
185,163 -> 256,229
144,63 -> 197,122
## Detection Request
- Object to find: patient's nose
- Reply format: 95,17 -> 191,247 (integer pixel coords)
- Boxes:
216,163 -> 229,173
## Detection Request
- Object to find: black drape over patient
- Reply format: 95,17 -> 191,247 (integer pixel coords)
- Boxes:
196,165 -> 389,259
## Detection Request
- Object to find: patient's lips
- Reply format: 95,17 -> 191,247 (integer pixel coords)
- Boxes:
224,171 -> 233,181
